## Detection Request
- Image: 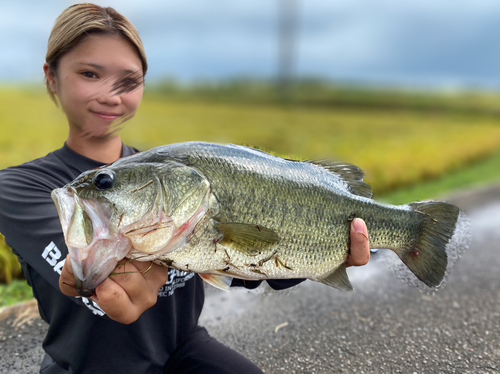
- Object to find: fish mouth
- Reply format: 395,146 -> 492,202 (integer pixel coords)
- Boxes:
51,178 -> 211,293
75,276 -> 96,297
52,187 -> 132,292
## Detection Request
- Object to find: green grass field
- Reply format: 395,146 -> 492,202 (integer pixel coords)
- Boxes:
1,84 -> 500,303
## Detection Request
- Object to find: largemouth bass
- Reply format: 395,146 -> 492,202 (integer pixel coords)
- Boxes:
51,142 -> 469,297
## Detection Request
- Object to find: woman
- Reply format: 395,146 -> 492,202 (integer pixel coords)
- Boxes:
0,4 -> 370,373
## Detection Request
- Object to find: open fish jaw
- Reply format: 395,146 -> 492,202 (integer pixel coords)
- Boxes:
51,187 -> 132,292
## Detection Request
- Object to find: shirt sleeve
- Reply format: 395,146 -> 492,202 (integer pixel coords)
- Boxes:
231,278 -> 306,290
0,167 -> 102,314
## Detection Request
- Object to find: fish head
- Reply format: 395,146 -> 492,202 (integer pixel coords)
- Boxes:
51,159 -> 211,296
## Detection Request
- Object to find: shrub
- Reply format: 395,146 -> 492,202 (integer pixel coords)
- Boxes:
0,234 -> 23,284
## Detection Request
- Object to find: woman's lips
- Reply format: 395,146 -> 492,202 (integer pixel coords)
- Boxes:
92,111 -> 121,121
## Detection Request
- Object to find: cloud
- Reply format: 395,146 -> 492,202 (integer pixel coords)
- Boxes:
2,0 -> 500,88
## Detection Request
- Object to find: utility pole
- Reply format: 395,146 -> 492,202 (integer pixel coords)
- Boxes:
278,0 -> 299,103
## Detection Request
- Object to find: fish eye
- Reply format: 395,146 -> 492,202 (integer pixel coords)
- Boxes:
92,171 -> 115,191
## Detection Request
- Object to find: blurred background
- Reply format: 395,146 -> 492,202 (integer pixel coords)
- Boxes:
3,0 -> 500,87
1,1 -> 500,292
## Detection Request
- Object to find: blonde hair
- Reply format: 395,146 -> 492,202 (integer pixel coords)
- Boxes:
45,3 -> 148,103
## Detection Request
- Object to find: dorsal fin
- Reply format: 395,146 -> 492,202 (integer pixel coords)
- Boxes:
308,160 -> 373,198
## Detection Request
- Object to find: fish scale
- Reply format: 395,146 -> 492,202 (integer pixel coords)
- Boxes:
51,141 -> 468,295
157,144 -> 433,281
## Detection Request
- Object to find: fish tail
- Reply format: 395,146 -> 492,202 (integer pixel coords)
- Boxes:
396,201 -> 461,288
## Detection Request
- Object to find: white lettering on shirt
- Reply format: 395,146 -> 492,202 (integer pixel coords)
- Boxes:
81,297 -> 105,316
158,269 -> 195,297
42,242 -> 66,275
53,258 -> 65,275
42,241 -> 61,266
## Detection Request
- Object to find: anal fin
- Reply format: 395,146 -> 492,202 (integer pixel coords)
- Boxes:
319,264 -> 353,291
199,273 -> 233,292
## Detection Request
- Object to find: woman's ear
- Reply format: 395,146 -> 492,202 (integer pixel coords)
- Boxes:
43,63 -> 57,95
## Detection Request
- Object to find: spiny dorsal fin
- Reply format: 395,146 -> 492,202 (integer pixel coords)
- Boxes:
216,222 -> 280,256
308,160 -> 373,198
319,264 -> 353,291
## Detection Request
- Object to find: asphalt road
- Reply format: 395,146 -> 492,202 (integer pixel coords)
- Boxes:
1,185 -> 499,374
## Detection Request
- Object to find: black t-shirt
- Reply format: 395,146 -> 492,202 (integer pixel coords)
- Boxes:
0,143 -> 304,373
0,144 -> 205,374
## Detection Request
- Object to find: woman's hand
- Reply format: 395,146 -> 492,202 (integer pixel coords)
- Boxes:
60,257 -> 169,324
346,218 -> 371,267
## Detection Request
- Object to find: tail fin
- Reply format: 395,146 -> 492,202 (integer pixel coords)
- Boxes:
397,201 -> 460,288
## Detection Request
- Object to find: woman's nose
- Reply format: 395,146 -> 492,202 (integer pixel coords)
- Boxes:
96,89 -> 121,105
92,74 -> 125,105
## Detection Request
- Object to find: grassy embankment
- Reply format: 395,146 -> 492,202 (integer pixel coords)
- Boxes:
1,83 -> 500,306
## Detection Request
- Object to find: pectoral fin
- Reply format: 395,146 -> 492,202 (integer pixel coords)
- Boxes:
319,264 -> 353,291
199,273 -> 233,291
216,222 -> 280,256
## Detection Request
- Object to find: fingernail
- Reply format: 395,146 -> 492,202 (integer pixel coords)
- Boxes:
352,218 -> 366,234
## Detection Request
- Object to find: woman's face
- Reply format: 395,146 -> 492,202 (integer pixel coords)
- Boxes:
46,34 -> 144,139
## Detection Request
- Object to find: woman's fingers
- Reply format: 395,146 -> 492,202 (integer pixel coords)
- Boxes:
91,260 -> 169,324
346,218 -> 371,267
59,256 -> 170,324
59,255 -> 80,297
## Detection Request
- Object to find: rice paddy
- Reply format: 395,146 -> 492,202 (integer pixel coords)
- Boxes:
1,85 -> 500,287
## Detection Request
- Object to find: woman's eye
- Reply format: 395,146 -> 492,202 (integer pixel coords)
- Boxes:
112,72 -> 144,95
82,71 -> 98,79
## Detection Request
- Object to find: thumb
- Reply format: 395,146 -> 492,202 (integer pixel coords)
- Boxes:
347,218 -> 370,267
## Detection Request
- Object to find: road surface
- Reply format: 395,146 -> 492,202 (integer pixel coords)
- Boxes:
1,185 -> 499,373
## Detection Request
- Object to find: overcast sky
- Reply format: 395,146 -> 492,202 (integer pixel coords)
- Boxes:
2,0 -> 500,90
